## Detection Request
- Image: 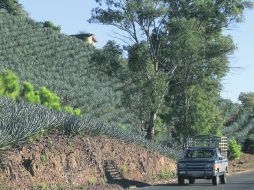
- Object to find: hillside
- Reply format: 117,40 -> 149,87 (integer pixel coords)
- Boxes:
0,10 -> 135,126
0,134 -> 176,189
0,10 -> 179,189
1,6 -> 254,190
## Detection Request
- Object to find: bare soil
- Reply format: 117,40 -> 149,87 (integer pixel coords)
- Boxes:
229,153 -> 254,174
0,133 -> 176,190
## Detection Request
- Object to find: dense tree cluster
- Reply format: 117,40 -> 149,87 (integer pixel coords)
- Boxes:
90,0 -> 253,140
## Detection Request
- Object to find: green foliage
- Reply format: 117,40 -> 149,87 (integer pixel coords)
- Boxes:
222,105 -> 254,144
0,96 -> 178,158
39,87 -> 61,111
22,81 -> 40,103
117,123 -> 128,131
119,165 -> 127,175
91,40 -> 126,77
243,133 -> 254,153
42,21 -> 61,32
159,168 -> 175,180
37,182 -> 48,190
90,0 -> 252,140
154,117 -> 163,135
0,70 -> 81,116
239,92 -> 254,108
87,177 -> 97,186
64,106 -> 81,116
172,85 -> 222,138
40,154 -> 48,163
228,138 -> 241,160
0,70 -> 20,100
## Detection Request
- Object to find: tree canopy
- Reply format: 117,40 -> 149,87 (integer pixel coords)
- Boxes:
90,0 -> 253,140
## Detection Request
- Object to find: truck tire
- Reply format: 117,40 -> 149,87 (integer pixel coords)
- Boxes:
178,176 -> 184,185
212,174 -> 219,185
189,178 -> 195,184
220,173 -> 227,184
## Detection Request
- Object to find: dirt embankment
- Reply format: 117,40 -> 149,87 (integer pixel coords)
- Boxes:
0,134 -> 176,189
229,153 -> 254,174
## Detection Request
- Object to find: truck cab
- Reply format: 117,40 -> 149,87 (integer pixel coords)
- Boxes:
177,136 -> 228,186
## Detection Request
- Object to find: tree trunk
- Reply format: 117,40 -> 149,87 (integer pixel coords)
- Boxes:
146,111 -> 157,140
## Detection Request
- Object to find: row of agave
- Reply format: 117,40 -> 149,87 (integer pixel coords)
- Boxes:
0,96 -> 179,158
0,11 -> 137,127
222,106 -> 254,143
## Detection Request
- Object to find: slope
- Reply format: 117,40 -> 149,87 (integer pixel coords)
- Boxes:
0,10 -> 135,126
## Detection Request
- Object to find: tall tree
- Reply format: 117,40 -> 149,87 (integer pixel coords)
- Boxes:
90,0 -> 253,139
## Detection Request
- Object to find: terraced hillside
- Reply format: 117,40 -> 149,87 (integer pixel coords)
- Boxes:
0,10 -> 136,126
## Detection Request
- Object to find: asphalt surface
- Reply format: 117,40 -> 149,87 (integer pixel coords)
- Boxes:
138,171 -> 254,190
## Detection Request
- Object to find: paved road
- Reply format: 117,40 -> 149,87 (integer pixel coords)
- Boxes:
138,171 -> 254,190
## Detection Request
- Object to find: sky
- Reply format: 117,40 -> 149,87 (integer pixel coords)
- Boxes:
19,0 -> 254,102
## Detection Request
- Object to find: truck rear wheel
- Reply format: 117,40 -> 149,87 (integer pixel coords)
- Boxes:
212,174 -> 219,185
220,173 -> 227,184
178,176 -> 184,185
189,178 -> 195,184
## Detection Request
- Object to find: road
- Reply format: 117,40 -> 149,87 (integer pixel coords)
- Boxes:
138,171 -> 254,190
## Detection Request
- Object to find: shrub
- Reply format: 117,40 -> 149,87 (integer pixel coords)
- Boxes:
0,70 -> 20,100
43,21 -> 61,32
22,81 -> 40,103
159,168 -> 175,180
39,87 -> 61,111
64,106 -> 81,116
228,138 -> 241,160
243,133 -> 254,153
119,165 -> 127,174
40,154 -> 48,163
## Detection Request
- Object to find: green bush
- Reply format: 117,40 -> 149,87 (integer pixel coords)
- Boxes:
43,21 -> 61,32
243,133 -> 254,153
64,106 -> 81,116
159,168 -> 175,180
39,87 -> 61,111
22,81 -> 40,103
0,70 -> 81,116
228,138 -> 241,160
0,70 -> 20,100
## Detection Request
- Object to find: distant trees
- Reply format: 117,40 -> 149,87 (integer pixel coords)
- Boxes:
90,0 -> 253,140
239,92 -> 254,108
0,0 -> 27,17
42,21 -> 61,32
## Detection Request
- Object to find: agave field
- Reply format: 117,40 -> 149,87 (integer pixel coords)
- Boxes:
0,10 -> 136,127
0,96 -> 179,158
222,106 -> 254,143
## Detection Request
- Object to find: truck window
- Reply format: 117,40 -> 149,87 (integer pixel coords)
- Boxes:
185,150 -> 215,159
